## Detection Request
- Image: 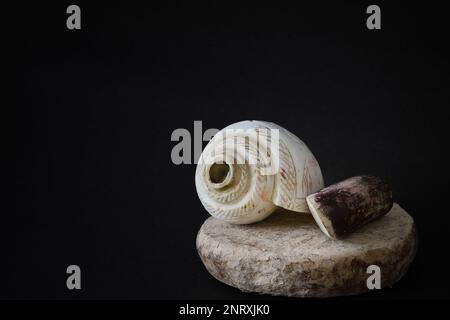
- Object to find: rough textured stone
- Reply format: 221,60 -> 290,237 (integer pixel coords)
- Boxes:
196,203 -> 417,297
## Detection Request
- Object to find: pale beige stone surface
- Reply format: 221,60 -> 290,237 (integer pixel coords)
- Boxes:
196,203 -> 417,297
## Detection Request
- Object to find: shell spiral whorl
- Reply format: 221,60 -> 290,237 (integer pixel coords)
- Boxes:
195,120 -> 324,224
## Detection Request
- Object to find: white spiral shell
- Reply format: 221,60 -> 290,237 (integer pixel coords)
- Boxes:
195,120 -> 324,224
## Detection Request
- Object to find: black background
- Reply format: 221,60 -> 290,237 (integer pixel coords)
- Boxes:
8,2 -> 450,300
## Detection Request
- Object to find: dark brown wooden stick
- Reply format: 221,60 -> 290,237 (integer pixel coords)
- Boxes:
306,176 -> 393,239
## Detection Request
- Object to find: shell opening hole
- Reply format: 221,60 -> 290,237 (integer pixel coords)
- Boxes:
209,163 -> 230,184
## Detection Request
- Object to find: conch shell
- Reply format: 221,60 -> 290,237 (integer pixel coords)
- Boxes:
195,120 -> 324,224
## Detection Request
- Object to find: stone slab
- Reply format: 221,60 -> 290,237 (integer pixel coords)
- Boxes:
196,203 -> 417,297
